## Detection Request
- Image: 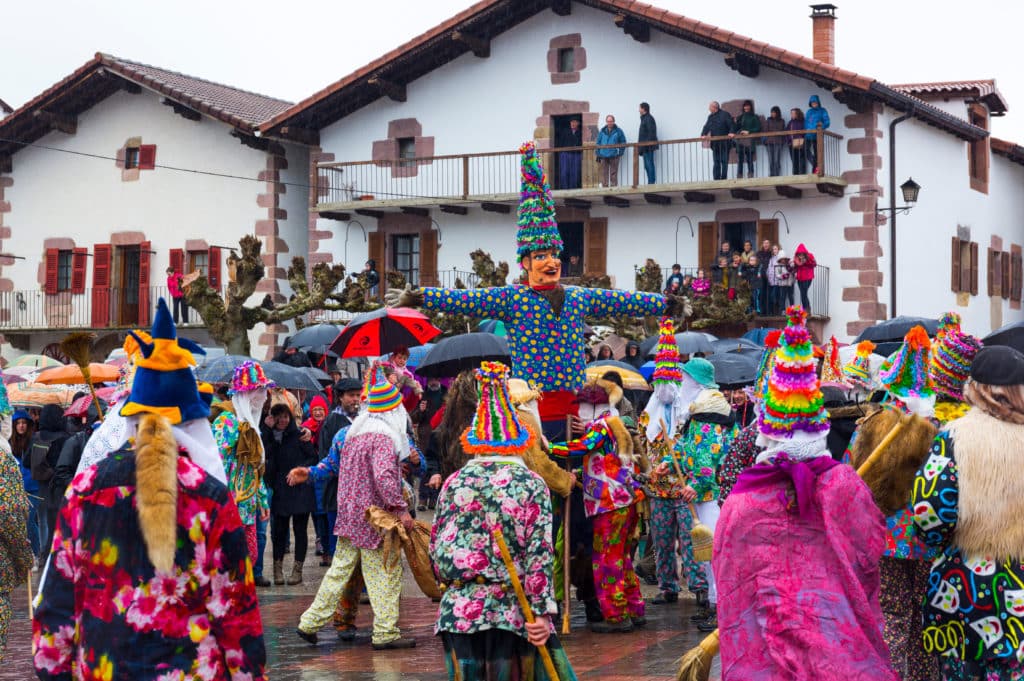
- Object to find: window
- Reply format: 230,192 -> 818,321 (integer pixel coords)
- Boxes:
951,236 -> 978,295
557,47 -> 575,73
188,250 -> 208,278
1012,251 -> 1023,303
392,234 -> 420,286
56,250 -> 73,292
968,104 -> 989,193
397,137 -> 416,168
125,147 -> 140,169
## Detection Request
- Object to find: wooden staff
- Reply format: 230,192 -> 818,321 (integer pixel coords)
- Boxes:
561,413 -> 572,635
492,527 -> 561,681
28,569 -> 33,618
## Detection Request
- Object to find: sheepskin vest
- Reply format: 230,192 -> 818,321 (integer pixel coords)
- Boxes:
946,408 -> 1024,561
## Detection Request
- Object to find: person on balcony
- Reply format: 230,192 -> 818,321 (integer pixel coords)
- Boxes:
790,244 -> 817,315
638,102 -> 658,184
166,266 -> 188,325
701,101 -> 734,181
596,115 -> 626,187
556,118 -> 582,189
788,108 -> 807,174
742,255 -> 765,315
804,95 -> 831,174
763,106 -> 787,177
767,245 -> 793,315
730,100 -> 761,178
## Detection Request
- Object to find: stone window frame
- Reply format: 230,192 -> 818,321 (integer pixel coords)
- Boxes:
114,136 -> 156,182
371,119 -> 435,179
547,34 -> 587,85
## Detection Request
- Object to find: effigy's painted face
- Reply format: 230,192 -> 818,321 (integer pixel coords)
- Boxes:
523,249 -> 562,287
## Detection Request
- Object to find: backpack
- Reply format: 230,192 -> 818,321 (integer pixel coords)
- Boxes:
30,439 -> 60,483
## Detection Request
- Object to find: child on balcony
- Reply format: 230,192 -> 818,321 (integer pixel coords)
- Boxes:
166,266 -> 188,324
691,269 -> 711,297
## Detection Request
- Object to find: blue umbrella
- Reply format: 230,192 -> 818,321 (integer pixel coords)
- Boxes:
639,360 -> 656,382
742,328 -> 774,345
382,343 -> 434,369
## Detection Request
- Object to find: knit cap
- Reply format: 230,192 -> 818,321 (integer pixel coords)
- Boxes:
651,317 -> 683,385
754,329 -> 783,402
819,336 -> 849,387
930,312 -> 982,401
879,326 -> 934,400
461,361 -> 536,455
516,141 -> 564,259
758,306 -> 830,441
229,360 -> 275,396
366,367 -> 403,413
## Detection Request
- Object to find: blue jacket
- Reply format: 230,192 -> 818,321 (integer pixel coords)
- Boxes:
596,125 -> 626,158
804,95 -> 830,140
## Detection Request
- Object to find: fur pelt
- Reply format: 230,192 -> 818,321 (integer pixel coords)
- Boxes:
516,410 -> 574,498
605,415 -> 635,466
135,413 -> 179,573
848,407 -> 937,515
437,370 -> 478,480
947,408 -> 1024,560
589,378 -> 624,409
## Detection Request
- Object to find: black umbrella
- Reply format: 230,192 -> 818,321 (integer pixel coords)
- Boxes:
261,361 -> 324,392
983,320 -> 1024,353
287,323 -> 346,349
195,355 -> 260,384
710,338 -> 762,356
855,316 -> 938,343
642,331 -> 715,357
300,366 -> 333,387
416,333 -> 510,378
707,352 -> 759,388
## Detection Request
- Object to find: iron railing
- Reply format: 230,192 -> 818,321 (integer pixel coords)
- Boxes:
317,128 -> 843,207
0,286 -> 222,331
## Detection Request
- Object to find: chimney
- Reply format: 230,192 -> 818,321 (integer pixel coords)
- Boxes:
810,4 -> 837,65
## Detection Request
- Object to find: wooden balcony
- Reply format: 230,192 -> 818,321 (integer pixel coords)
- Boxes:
316,129 -> 846,215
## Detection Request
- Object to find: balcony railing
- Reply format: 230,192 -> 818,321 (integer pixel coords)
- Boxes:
647,265 -> 829,317
0,286 -> 220,332
317,129 -> 843,209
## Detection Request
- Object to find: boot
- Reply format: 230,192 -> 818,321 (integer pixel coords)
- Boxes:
273,560 -> 285,585
584,598 -> 605,623
696,605 -> 718,632
254,574 -> 271,588
287,562 -> 304,585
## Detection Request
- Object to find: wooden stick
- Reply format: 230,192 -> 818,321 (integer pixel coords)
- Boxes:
27,569 -> 33,618
562,413 -> 572,636
492,527 -> 561,681
856,414 -> 909,478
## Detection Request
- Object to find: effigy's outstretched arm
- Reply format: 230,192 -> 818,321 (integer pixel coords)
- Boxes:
387,283 -> 512,320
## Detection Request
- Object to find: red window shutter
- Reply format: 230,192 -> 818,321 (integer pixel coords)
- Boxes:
138,241 -> 152,326
169,248 -> 184,275
1014,253 -> 1023,303
208,246 -> 222,289
970,242 -> 979,296
91,244 -> 112,327
1002,252 -> 1011,300
44,248 -> 59,295
71,248 -> 88,294
138,145 -> 157,170
950,237 -> 961,293
987,248 -> 996,297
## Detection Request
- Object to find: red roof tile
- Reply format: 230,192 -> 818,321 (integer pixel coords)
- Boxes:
890,79 -> 1007,115
992,137 -> 1024,166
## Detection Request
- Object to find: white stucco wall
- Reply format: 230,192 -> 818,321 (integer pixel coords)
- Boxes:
3,88 -> 309,358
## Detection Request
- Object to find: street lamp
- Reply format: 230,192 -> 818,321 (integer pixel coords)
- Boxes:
875,176 -> 923,319
876,177 -> 921,221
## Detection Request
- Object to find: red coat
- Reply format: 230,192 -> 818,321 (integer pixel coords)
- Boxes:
792,243 -> 817,282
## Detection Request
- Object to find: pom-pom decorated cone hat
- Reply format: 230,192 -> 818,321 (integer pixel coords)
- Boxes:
229,360 -> 275,396
651,317 -> 683,386
366,365 -> 403,413
930,312 -> 982,401
820,336 -> 850,388
516,141 -> 564,260
879,326 -> 934,400
843,340 -> 877,389
758,306 -> 830,441
461,361 -> 536,455
120,298 -> 210,425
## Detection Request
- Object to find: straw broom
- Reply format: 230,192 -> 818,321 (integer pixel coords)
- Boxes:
492,527 -> 561,681
675,415 -> 911,681
60,332 -> 104,421
660,419 -> 714,562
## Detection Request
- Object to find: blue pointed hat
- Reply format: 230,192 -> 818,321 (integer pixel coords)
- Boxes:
120,298 -> 209,424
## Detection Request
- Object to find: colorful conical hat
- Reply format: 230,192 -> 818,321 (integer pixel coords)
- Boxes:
366,366 -> 403,413
651,317 -> 683,385
754,329 -> 783,402
929,312 -> 981,401
758,306 -> 829,441
229,360 -> 275,395
879,326 -> 934,400
843,340 -> 876,386
461,362 -> 536,455
820,336 -> 848,386
516,141 -> 563,258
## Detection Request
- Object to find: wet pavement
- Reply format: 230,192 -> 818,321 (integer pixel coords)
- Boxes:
4,518 -> 721,680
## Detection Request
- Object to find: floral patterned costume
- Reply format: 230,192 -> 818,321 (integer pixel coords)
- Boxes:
432,456 -> 575,681
550,416 -> 645,623
0,448 -> 33,661
212,410 -> 268,562
912,419 -> 1024,681
33,447 -> 265,680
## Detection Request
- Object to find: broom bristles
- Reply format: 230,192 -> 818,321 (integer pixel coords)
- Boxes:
676,630 -> 719,681
60,331 -> 97,369
691,520 -> 714,563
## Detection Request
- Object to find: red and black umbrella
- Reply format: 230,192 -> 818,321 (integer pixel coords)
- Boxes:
329,307 -> 441,358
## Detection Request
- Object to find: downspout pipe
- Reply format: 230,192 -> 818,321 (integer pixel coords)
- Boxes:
888,107 -> 913,318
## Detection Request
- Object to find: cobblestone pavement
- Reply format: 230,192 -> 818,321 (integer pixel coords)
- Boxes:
4,516 -> 721,680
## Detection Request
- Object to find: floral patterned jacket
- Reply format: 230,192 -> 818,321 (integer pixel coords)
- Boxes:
549,416 -> 643,517
423,285 -> 663,392
0,450 -> 33,593
33,447 -> 265,680
668,407 -> 738,503
213,411 -> 269,526
431,457 -> 557,638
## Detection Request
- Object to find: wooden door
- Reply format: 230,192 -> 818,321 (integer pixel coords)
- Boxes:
91,244 -> 111,328
420,229 -> 438,287
138,241 -> 151,326
118,246 -> 141,326
368,231 -> 385,300
584,217 -> 608,275
756,219 -> 779,250
698,222 -> 718,271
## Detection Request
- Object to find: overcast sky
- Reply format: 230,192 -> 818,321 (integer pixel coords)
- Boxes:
4,1 -> 1023,142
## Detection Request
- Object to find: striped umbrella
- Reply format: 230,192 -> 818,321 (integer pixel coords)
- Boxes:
8,383 -> 77,408
329,307 -> 441,358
